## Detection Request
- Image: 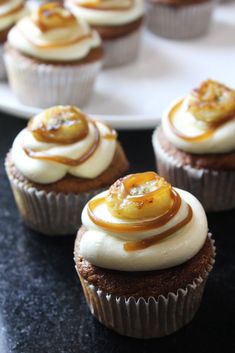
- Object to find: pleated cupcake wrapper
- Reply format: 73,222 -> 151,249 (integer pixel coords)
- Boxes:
5,159 -> 104,236
146,1 -> 216,39
152,129 -> 235,212
0,45 -> 6,80
4,50 -> 102,108
102,28 -> 142,68
76,236 -> 215,339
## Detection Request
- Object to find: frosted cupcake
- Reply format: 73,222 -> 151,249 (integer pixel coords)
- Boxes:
75,171 -> 215,338
0,0 -> 27,79
4,2 -> 103,107
66,0 -> 144,68
146,0 -> 216,40
5,105 -> 129,235
152,79 -> 235,212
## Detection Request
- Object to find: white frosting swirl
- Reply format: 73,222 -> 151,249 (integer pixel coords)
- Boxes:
162,97 -> 235,154
66,0 -> 144,26
7,14 -> 101,61
0,0 -> 27,31
80,188 -> 208,271
11,121 -> 117,183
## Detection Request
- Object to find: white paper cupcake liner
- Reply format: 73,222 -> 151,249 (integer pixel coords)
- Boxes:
5,158 -> 105,236
77,236 -> 215,339
146,1 -> 216,40
0,45 -> 6,80
4,49 -> 102,108
152,128 -> 235,212
102,28 -> 142,68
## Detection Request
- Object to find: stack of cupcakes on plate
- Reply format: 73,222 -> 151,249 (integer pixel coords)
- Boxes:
74,171 -> 215,338
66,0 -> 145,67
146,0 -> 216,39
0,0 -> 27,79
4,2 -> 103,107
5,105 -> 129,235
152,79 -> 235,211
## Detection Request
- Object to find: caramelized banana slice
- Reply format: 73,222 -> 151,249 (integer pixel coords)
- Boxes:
188,80 -> 235,123
33,2 -> 77,32
78,0 -> 133,10
106,172 -> 173,220
28,106 -> 89,144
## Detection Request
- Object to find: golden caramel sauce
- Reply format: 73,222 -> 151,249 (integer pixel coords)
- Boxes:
168,99 -> 235,142
33,2 -> 77,32
76,0 -> 133,11
0,2 -> 24,19
87,189 -> 182,232
124,204 -> 193,251
24,121 -> 100,166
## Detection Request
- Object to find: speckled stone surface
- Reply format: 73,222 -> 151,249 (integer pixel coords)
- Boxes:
0,113 -> 234,353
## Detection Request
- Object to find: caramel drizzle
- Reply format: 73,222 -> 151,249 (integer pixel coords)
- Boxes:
87,189 -> 181,233
168,99 -> 235,142
124,204 -> 193,251
0,2 -> 24,19
24,121 -> 117,166
88,190 -> 193,251
18,29 -> 93,49
75,0 -> 134,11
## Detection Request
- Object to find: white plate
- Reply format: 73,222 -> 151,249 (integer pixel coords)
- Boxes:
0,3 -> 234,129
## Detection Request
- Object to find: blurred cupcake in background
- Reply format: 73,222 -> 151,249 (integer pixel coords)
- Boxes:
4,2 -> 103,107
0,0 -> 27,79
152,79 -> 235,211
66,0 -> 144,68
75,171 -> 215,338
5,105 -> 129,235
146,0 -> 216,40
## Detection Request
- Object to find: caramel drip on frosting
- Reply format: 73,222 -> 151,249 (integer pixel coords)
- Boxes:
168,99 -> 235,142
124,204 -> 193,251
0,2 -> 24,19
87,189 -> 182,233
24,121 -> 117,166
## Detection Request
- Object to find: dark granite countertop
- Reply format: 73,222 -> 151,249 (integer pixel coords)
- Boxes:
0,113 -> 234,353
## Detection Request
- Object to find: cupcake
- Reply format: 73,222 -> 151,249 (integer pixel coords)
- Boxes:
5,105 -> 129,235
4,2 -> 103,107
66,0 -> 144,68
152,79 -> 235,212
0,0 -> 27,79
146,0 -> 216,40
74,171 -> 215,338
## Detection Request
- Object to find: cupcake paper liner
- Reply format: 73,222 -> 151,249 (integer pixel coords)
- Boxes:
4,49 -> 102,108
5,158 -> 105,236
0,45 -> 6,80
76,236 -> 215,339
152,129 -> 235,212
146,1 -> 216,40
102,28 -> 142,68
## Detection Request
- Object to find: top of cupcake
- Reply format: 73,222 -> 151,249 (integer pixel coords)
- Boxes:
0,0 -> 27,32
7,2 -> 101,61
66,0 -> 144,26
161,80 -> 235,154
11,105 -> 118,183
80,171 -> 208,271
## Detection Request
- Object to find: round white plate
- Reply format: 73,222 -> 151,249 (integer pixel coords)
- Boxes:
0,3 -> 234,129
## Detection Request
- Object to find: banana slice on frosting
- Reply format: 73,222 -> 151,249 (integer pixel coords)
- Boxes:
188,79 -> 235,123
28,105 -> 89,144
106,172 -> 173,220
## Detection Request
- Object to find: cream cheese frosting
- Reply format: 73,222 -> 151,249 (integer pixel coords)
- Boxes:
80,188 -> 208,271
162,94 -> 235,155
0,0 -> 27,32
7,3 -> 101,61
11,108 -> 117,184
66,0 -> 144,26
